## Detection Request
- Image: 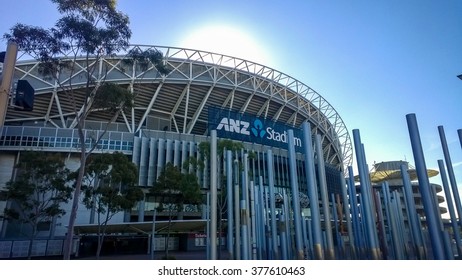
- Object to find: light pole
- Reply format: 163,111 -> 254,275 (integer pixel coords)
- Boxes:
0,41 -> 18,131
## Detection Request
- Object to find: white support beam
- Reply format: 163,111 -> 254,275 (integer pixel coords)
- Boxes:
220,88 -> 235,109
240,89 -> 257,113
121,110 -> 132,133
257,99 -> 270,117
171,83 -> 189,117
186,84 -> 216,134
54,88 -> 67,128
135,82 -> 164,133
172,116 -> 179,133
273,103 -> 286,122
183,84 -> 190,133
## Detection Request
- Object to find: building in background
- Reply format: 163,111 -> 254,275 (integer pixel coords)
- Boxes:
368,160 -> 447,221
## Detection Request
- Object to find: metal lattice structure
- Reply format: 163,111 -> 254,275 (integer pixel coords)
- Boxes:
6,45 -> 352,170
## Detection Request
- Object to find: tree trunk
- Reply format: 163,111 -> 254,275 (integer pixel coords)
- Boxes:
218,208 -> 222,259
63,144 -> 87,259
96,229 -> 103,259
27,225 -> 37,260
96,211 -> 110,259
165,207 -> 173,259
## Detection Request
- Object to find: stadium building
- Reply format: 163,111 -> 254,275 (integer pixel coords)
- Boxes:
0,45 -> 353,257
1,45 -> 452,259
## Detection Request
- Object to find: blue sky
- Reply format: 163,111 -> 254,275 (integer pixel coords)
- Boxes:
1,0 -> 461,193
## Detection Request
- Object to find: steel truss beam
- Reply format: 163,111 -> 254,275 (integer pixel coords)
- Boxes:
7,45 -> 353,170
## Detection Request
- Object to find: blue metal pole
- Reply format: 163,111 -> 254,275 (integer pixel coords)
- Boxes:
279,212 -> 288,260
356,144 -> 375,259
431,180 -> 454,261
283,190 -> 293,259
254,184 -> 261,259
390,190 -> 405,259
241,170 -> 251,259
240,198 -> 249,260
315,134 -> 335,259
340,172 -> 356,259
438,160 -> 462,257
210,130 -> 218,260
458,129 -> 462,149
301,213 -> 309,259
406,113 -> 445,259
331,193 -> 343,259
400,163 -> 425,259
373,190 -> 388,260
352,129 -> 381,259
256,184 -> 264,259
226,150 -> 234,259
287,129 -> 305,259
429,185 -> 443,227
393,191 -> 407,259
442,230 -> 455,260
418,212 -> 429,255
384,185 -> 397,259
233,155 -> 241,259
357,194 -> 369,258
301,121 -> 324,259
206,192 -> 210,260
267,150 -> 279,259
261,176 -> 271,259
306,218 -> 314,259
243,154 -> 251,259
416,213 -> 427,259
259,176 -> 268,259
381,182 -> 393,259
438,126 -> 462,227
393,189 -> 410,259
360,143 -> 381,255
265,185 -> 274,260
347,166 -> 362,259
249,180 -> 257,259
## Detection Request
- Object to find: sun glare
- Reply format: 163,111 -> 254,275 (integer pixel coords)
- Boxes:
180,24 -> 272,66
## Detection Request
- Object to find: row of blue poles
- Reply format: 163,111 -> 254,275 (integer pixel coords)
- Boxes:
207,123 -> 337,260
211,123 -> 330,260
207,112 -> 461,260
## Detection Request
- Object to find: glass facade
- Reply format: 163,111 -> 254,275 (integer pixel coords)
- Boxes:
0,126 -> 133,152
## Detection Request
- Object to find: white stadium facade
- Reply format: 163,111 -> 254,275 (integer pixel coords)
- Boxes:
0,45 -> 354,257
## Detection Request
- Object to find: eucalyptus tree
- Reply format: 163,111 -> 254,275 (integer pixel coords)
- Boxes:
4,0 -> 168,259
3,151 -> 72,259
80,152 -> 143,259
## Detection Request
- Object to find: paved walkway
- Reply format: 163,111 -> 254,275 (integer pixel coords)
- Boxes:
77,250 -> 230,260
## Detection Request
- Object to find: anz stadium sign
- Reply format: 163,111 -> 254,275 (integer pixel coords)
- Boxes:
208,107 -> 303,152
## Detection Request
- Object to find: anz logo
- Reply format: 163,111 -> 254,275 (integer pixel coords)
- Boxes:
251,119 -> 266,138
216,117 -> 250,135
216,117 -> 302,148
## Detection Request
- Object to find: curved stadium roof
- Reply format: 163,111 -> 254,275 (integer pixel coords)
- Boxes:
6,45 -> 353,171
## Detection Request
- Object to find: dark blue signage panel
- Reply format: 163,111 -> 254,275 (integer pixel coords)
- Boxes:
208,107 -> 303,152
